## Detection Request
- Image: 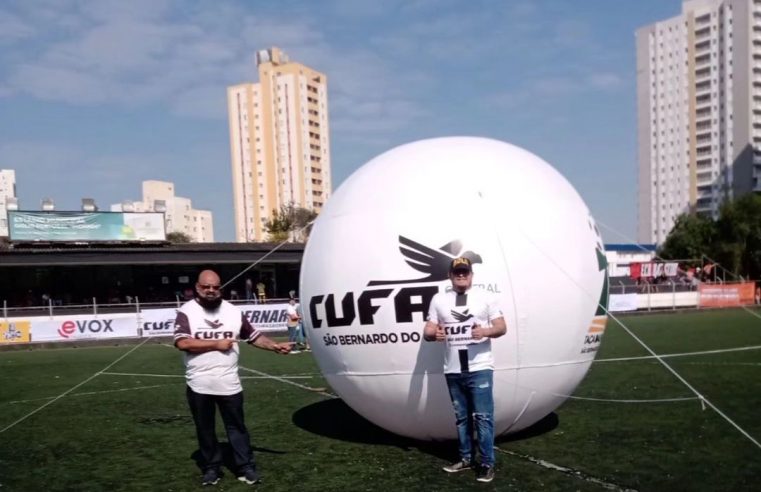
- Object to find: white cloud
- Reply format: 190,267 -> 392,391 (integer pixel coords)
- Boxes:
0,2 -> 430,144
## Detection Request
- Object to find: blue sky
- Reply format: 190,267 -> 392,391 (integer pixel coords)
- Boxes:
0,0 -> 679,242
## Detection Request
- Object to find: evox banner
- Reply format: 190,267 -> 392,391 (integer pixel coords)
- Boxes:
30,314 -> 139,341
139,308 -> 178,337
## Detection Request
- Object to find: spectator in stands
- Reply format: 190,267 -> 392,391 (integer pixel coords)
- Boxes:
423,257 -> 506,483
244,278 -> 254,301
174,269 -> 293,486
256,280 -> 266,303
756,285 -> 760,305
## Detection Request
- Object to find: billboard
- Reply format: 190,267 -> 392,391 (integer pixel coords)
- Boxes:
139,308 -> 178,337
30,314 -> 139,341
8,211 -> 166,242
1,321 -> 31,344
698,282 -> 755,308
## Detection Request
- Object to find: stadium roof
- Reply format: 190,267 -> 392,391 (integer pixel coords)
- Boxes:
0,242 -> 306,266
604,243 -> 657,253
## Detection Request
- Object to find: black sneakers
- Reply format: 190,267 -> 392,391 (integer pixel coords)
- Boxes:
201,468 -> 221,486
476,465 -> 495,483
238,467 -> 261,485
442,459 -> 472,473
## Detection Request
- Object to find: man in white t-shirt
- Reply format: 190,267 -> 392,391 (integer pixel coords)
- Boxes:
174,269 -> 292,486
286,298 -> 302,354
423,256 -> 506,484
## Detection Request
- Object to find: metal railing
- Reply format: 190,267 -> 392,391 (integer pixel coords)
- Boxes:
2,296 -> 293,319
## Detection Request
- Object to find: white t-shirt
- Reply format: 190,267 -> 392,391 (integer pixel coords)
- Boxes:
427,288 -> 504,374
286,303 -> 300,328
173,299 -> 261,395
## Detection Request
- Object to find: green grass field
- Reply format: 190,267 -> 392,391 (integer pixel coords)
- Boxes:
1,307 -> 761,491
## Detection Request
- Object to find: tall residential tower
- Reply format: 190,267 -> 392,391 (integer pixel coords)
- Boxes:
637,0 -> 761,244
227,47 -> 331,242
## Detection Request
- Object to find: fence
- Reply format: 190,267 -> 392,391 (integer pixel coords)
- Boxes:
1,297 -> 293,320
0,299 -> 294,345
609,280 -> 759,312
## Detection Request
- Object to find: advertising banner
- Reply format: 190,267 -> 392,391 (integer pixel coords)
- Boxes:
698,282 -> 755,308
239,302 -> 290,332
8,211 -> 166,242
0,321 -> 31,344
30,314 -> 139,341
608,293 -> 639,312
139,308 -> 178,337
141,304 -> 290,337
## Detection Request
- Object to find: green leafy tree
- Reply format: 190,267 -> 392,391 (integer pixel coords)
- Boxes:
660,194 -> 761,279
166,231 -> 192,243
264,203 -> 318,242
658,213 -> 716,265
714,193 -> 761,279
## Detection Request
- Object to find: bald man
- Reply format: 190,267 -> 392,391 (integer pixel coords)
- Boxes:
174,269 -> 292,486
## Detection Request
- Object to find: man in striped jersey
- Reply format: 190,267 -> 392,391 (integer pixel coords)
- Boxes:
174,269 -> 292,486
423,257 -> 506,483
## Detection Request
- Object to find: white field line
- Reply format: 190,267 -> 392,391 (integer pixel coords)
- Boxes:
496,447 -> 637,492
595,344 -> 761,363
504,215 -> 761,451
239,365 -> 336,398
0,337 -> 151,434
742,305 -> 761,321
604,312 -> 761,450
7,384 -> 176,405
563,395 -> 698,403
100,371 -> 314,380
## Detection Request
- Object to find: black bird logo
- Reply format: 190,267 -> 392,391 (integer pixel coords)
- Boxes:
204,319 -> 223,329
367,235 -> 482,286
450,309 -> 473,323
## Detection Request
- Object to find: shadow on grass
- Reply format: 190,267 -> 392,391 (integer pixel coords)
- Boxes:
191,442 -> 287,473
292,398 -> 559,461
497,412 -> 559,444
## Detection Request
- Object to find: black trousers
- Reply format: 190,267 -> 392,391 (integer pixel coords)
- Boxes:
186,386 -> 255,473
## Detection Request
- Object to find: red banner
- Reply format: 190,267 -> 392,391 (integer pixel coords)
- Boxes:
698,282 -> 755,308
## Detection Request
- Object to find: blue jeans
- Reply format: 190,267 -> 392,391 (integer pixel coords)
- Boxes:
445,369 -> 495,467
287,325 -> 299,344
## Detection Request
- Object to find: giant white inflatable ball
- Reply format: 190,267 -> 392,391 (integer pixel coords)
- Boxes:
300,137 -> 608,440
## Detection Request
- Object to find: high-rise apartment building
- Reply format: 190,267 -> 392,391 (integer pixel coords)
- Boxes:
227,47 -> 331,242
636,0 -> 761,244
0,169 -> 17,237
111,180 -> 214,242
